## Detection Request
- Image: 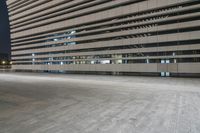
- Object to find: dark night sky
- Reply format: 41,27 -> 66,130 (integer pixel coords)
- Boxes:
0,0 -> 10,58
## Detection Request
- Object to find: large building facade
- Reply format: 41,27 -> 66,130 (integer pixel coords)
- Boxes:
7,0 -> 200,76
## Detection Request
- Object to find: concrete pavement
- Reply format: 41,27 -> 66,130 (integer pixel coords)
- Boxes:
0,72 -> 200,133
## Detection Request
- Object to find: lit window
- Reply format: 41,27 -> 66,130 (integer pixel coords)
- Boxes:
166,72 -> 170,77
161,72 -> 165,77
70,31 -> 76,34
101,60 -> 110,64
146,59 -> 149,64
174,59 -> 177,63
91,61 -> 95,64
161,60 -> 165,64
54,38 -> 58,41
166,60 -> 170,64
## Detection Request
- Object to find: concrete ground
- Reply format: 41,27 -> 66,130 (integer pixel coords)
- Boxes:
0,72 -> 200,133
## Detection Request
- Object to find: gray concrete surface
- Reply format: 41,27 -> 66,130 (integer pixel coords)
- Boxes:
0,72 -> 200,133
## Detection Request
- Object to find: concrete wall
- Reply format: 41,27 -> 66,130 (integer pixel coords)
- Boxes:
7,0 -> 200,76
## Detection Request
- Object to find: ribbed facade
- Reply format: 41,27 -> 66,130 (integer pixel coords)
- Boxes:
7,0 -> 200,76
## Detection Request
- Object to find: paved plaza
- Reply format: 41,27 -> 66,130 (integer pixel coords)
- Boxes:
0,72 -> 200,133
